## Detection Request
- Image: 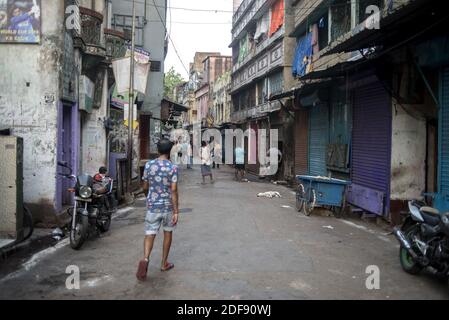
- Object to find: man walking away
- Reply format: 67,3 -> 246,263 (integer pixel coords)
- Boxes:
136,138 -> 179,281
235,145 -> 245,182
201,141 -> 214,184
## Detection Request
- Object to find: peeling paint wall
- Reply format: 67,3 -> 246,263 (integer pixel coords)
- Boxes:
390,102 -> 426,200
0,0 -> 65,221
81,70 -> 108,175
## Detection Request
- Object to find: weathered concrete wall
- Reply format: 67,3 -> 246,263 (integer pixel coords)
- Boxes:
390,101 -> 426,200
81,69 -> 108,175
111,0 -> 167,153
0,0 -> 65,222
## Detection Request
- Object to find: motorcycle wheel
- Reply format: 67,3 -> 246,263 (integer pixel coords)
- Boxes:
399,224 -> 423,275
98,216 -> 111,233
70,214 -> 88,250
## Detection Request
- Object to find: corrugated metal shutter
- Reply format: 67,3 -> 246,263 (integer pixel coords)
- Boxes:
247,121 -> 259,174
348,82 -> 392,216
308,103 -> 329,176
437,68 -> 449,210
295,109 -> 308,175
330,102 -> 351,145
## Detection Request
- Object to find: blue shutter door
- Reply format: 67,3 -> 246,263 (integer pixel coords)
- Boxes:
348,82 -> 392,216
308,103 -> 329,176
435,68 -> 449,211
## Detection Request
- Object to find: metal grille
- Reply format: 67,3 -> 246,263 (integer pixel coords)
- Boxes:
150,60 -> 161,72
350,81 -> 392,215
308,104 -> 329,176
440,68 -> 449,195
295,109 -> 308,175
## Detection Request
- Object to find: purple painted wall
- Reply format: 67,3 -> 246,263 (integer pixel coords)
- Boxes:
55,102 -> 80,213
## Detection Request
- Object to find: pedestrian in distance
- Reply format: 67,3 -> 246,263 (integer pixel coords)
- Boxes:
235,145 -> 245,182
200,141 -> 214,184
136,138 -> 179,281
212,140 -> 222,170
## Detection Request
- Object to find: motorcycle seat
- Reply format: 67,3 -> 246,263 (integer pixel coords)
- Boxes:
421,211 -> 440,226
420,207 -> 440,216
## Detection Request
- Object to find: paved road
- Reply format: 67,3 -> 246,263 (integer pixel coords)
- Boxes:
0,166 -> 448,300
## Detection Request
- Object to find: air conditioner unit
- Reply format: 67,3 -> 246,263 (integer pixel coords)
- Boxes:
0,136 -> 24,246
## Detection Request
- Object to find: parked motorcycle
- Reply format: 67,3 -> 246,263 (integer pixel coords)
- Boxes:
393,200 -> 449,288
58,162 -> 116,250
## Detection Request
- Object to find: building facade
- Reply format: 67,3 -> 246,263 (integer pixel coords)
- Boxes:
284,0 -> 449,223
110,0 -> 167,168
212,71 -> 233,127
230,0 -> 297,180
0,0 -> 128,224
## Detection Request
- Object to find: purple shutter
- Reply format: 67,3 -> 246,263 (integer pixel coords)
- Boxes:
348,81 -> 392,216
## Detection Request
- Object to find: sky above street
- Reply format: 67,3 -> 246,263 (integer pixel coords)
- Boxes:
164,0 -> 233,79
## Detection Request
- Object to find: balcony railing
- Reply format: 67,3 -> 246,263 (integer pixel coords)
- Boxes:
231,41 -> 284,92
232,24 -> 284,74
104,29 -> 127,62
75,7 -> 106,58
231,101 -> 281,122
232,0 -> 256,26
232,0 -> 269,44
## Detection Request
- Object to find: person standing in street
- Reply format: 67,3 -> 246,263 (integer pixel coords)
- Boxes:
136,138 -> 179,281
212,141 -> 222,170
235,145 -> 245,182
185,141 -> 193,170
201,141 -> 214,184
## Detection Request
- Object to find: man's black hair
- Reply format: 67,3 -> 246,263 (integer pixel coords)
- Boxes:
99,167 -> 108,174
158,138 -> 174,156
201,141 -> 207,147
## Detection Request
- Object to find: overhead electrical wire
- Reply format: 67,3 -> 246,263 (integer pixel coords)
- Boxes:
118,0 -> 410,14
151,0 -> 190,77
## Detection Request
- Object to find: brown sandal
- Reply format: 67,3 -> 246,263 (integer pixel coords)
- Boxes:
161,262 -> 174,272
136,260 -> 149,281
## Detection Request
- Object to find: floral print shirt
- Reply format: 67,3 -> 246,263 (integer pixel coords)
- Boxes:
142,159 -> 178,213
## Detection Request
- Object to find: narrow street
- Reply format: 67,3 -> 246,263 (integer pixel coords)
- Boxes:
0,166 -> 447,300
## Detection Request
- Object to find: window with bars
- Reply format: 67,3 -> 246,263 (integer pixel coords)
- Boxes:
150,60 -> 161,72
330,0 -> 351,42
257,79 -> 268,105
269,72 -> 283,96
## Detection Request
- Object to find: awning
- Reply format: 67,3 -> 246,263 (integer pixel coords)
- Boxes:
322,0 -> 444,56
299,60 -> 362,81
269,80 -> 333,102
268,88 -> 298,101
161,98 -> 189,112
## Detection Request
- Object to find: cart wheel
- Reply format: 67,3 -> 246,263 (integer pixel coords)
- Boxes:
332,193 -> 347,218
296,184 -> 305,213
303,188 -> 316,216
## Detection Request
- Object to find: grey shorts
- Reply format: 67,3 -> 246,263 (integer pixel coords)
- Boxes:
144,211 -> 175,235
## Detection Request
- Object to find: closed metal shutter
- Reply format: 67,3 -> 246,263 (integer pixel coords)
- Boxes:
308,103 -> 329,176
436,68 -> 449,211
295,109 -> 308,175
247,121 -> 259,174
348,81 -> 392,216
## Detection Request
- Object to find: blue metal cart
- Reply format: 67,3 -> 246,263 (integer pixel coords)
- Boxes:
296,175 -> 351,217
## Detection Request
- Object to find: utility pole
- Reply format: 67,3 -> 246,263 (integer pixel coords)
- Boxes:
127,0 -> 136,194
